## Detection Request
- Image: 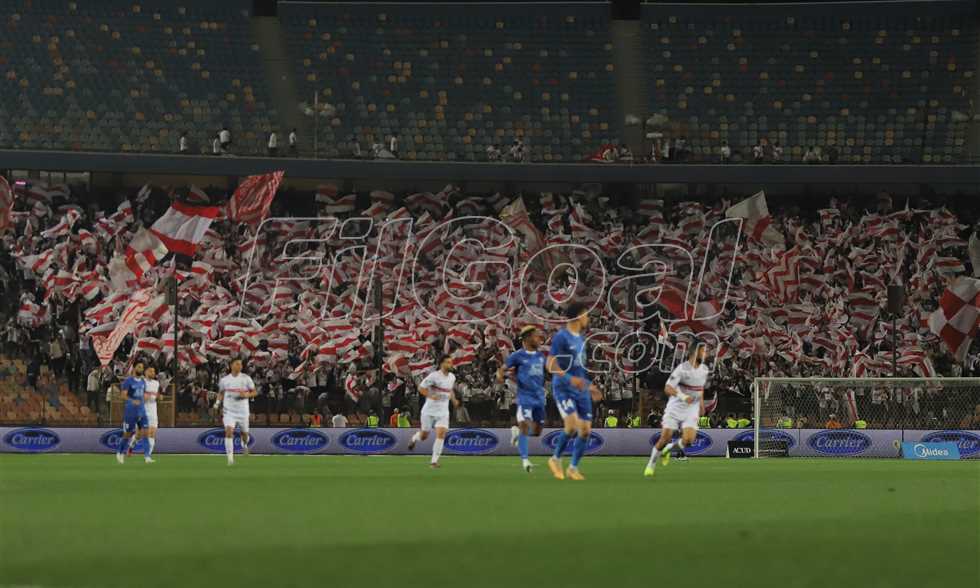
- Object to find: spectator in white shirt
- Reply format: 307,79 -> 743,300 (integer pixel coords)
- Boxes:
332,413 -> 348,428
212,135 -> 222,156
720,140 -> 732,163
803,146 -> 821,163
267,131 -> 278,157
219,126 -> 231,152
388,135 -> 398,158
486,144 -> 501,161
178,132 -> 189,154
772,141 -> 784,162
288,128 -> 298,156
752,142 -> 765,163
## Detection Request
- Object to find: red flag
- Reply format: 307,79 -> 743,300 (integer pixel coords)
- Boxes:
228,171 -> 285,226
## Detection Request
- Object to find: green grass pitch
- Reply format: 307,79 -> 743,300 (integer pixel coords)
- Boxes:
0,455 -> 977,588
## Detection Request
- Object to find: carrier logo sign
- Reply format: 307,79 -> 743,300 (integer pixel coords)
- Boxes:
339,429 -> 396,453
921,431 -> 980,457
542,431 -> 604,454
197,428 -> 256,453
808,430 -> 871,455
734,429 -> 797,449
3,427 -> 60,452
99,429 -> 125,451
445,428 -> 498,454
648,431 -> 713,454
272,429 -> 329,453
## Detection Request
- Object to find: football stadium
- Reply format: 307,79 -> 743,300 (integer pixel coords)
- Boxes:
0,1 -> 978,587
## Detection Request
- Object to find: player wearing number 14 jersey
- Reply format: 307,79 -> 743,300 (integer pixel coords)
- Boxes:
547,302 -> 602,481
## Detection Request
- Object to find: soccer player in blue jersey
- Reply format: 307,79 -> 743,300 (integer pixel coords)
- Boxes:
116,362 -> 151,464
546,302 -> 602,481
497,325 -> 546,473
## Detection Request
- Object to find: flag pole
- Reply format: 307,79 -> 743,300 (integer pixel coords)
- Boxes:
172,276 -> 179,424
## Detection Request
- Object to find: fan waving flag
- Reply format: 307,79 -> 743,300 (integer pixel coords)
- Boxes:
928,277 -> 980,362
228,171 -> 285,226
151,200 -> 221,256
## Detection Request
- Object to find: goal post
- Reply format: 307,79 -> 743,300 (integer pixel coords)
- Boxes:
751,377 -> 980,458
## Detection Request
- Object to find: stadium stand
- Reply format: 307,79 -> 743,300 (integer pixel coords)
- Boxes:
642,3 -> 978,163
2,179 -> 978,428
1,1 -> 975,162
280,2 -> 619,162
0,0 -> 275,154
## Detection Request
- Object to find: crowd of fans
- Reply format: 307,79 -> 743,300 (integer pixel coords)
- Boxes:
1,178 -> 978,430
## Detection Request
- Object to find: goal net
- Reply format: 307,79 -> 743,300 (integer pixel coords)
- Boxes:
752,378 -> 980,458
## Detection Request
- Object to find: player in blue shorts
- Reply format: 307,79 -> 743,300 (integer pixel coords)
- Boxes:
116,362 -> 150,464
498,325 -> 546,473
547,302 -> 602,481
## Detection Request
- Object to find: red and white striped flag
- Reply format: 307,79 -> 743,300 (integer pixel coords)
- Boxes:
928,277 -> 980,362
726,191 -> 785,248
17,299 -> 47,327
317,190 -> 356,213
41,208 -> 81,239
92,288 -> 155,366
109,228 -> 169,289
150,200 -> 221,256
228,171 -> 285,226
0,176 -> 12,232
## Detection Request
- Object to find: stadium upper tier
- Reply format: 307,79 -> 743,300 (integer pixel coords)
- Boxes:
1,0 -> 274,154
0,1 -> 976,162
642,4 -> 977,164
280,2 -> 618,162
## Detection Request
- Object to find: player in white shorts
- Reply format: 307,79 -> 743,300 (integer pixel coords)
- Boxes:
645,342 -> 711,477
216,358 -> 256,465
407,355 -> 461,468
141,366 -> 161,462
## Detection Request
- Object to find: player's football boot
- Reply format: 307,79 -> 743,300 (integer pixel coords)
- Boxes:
242,442 -> 250,456
547,457 -> 565,480
407,438 -> 417,451
144,457 -> 155,464
115,453 -> 124,464
510,426 -> 519,447
643,465 -> 655,478
430,462 -> 441,469
523,460 -> 534,473
565,467 -> 585,481
660,447 -> 671,467
126,446 -> 133,457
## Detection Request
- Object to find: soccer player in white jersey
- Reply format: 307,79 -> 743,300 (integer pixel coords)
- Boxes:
407,355 -> 461,468
141,366 -> 161,462
217,358 -> 256,465
644,342 -> 710,477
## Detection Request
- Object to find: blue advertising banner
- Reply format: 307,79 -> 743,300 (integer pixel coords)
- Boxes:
901,442 -> 961,460
1,427 -> 978,457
